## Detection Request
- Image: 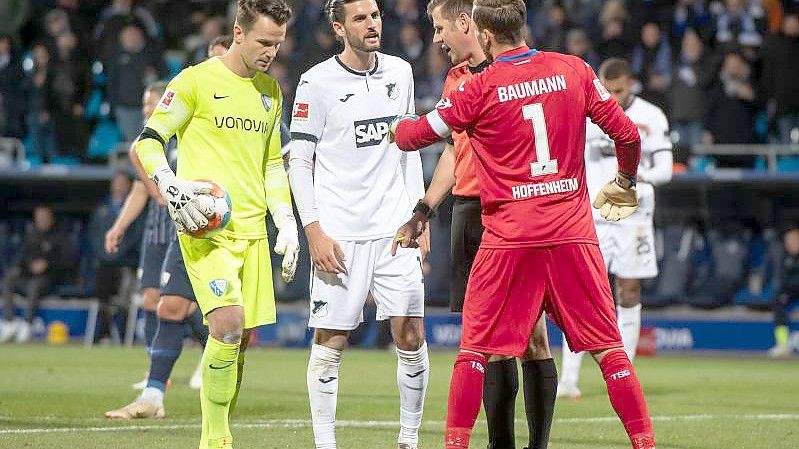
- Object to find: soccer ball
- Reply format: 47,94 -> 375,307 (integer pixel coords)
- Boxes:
185,181 -> 232,239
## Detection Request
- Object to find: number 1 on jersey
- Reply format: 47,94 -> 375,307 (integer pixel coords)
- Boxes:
523,103 -> 559,177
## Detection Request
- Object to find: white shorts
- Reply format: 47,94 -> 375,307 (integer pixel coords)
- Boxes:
595,220 -> 658,279
308,237 -> 425,330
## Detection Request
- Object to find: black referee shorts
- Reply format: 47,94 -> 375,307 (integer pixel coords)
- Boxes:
449,196 -> 483,312
159,236 -> 196,302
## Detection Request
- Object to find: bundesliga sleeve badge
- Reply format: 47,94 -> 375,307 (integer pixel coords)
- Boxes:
293,102 -> 309,120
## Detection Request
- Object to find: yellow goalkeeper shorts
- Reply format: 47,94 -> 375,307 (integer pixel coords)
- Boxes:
178,233 -> 276,329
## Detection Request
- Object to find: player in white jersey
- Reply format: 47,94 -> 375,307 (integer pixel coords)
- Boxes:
559,58 -> 673,399
286,0 -> 428,448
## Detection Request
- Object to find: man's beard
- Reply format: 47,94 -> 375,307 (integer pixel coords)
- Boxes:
346,29 -> 381,53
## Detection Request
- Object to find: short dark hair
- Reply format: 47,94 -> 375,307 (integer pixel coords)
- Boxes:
208,34 -> 233,53
236,0 -> 292,29
472,0 -> 526,45
426,0 -> 473,20
325,0 -> 376,24
599,57 -> 633,80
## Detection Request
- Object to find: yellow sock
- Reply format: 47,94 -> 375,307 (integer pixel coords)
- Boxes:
229,350 -> 246,415
775,325 -> 789,347
200,336 -> 239,448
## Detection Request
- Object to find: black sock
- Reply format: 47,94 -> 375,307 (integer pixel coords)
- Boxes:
483,358 -> 518,449
147,318 -> 184,390
144,310 -> 157,350
522,358 -> 558,449
184,307 -> 209,348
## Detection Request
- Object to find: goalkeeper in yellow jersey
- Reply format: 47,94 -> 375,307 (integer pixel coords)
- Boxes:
132,1 -> 298,448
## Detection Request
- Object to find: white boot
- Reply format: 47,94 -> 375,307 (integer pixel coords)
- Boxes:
0,320 -> 18,343
189,357 -> 203,390
15,321 -> 32,343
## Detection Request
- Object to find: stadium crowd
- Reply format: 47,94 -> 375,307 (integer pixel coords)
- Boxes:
0,0 -> 797,166
1,0 -> 799,348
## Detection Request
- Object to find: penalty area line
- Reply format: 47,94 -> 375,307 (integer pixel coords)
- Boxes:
2,414 -> 799,435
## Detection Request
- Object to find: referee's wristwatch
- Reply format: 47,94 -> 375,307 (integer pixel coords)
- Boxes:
413,200 -> 436,220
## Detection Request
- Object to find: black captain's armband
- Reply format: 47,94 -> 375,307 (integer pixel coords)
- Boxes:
139,127 -> 166,147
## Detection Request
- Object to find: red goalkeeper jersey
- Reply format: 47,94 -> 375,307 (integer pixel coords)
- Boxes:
429,47 -> 640,249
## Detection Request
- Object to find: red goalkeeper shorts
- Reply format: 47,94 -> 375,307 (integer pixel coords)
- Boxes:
461,243 -> 622,356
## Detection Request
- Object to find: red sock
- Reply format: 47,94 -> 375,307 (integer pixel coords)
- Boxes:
445,351 -> 487,449
599,350 -> 656,449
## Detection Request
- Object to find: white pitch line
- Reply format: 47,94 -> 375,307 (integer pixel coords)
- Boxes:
2,414 -> 799,435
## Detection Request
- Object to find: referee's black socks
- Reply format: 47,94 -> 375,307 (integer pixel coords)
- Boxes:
483,358 -> 518,449
522,358 -> 557,449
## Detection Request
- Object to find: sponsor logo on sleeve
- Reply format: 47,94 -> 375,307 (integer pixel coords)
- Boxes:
293,102 -> 309,120
594,79 -> 611,101
435,97 -> 452,110
159,90 -> 176,110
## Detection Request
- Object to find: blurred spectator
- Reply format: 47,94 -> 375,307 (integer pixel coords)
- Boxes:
50,32 -> 89,159
23,42 -> 57,162
0,34 -> 25,139
294,0 -> 326,50
0,0 -> 30,45
562,0 -> 604,36
631,21 -> 672,109
396,24 -> 426,75
565,27 -> 600,71
188,16 -> 226,64
88,170 -> 143,343
94,0 -> 161,63
534,2 -> 573,51
383,0 -> 424,49
208,34 -> 233,59
43,8 -> 73,52
672,0 -> 711,46
669,29 -> 717,156
760,12 -> 799,143
704,52 -> 761,150
106,24 -> 161,142
597,0 -> 632,59
1,205 -> 75,344
298,28 -> 337,74
712,0 -> 764,50
768,226 -> 799,358
415,46 -> 449,113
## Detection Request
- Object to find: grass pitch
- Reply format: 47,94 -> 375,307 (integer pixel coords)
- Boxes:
1,345 -> 797,448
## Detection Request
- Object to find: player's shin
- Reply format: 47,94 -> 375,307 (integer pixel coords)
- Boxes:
483,358 -> 517,449
522,359 -> 557,449
229,331 -> 250,415
395,341 -> 430,447
446,351 -> 488,449
144,318 -> 186,406
200,336 -> 239,447
617,304 -> 642,362
597,349 -> 655,449
307,344 -> 342,449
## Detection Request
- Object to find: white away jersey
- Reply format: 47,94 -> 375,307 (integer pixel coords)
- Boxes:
290,53 -> 422,240
585,96 -> 671,223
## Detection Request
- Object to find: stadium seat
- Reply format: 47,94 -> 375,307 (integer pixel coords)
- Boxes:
643,224 -> 697,307
87,118 -> 122,160
686,225 -> 751,308
734,229 -> 779,308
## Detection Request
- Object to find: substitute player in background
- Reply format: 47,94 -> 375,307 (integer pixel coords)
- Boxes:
105,34 -> 235,420
390,0 -> 656,447
133,1 -> 299,447
286,0 -> 428,447
559,58 -> 673,400
393,0 -> 555,447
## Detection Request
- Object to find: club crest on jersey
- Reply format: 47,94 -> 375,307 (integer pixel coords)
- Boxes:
594,79 -> 611,101
261,94 -> 273,112
436,97 -> 452,110
293,102 -> 309,120
385,82 -> 398,100
159,90 -> 176,110
209,279 -> 228,297
354,116 -> 394,148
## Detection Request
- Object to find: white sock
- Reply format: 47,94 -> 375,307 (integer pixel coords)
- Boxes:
308,344 -> 341,449
395,341 -> 429,445
559,335 -> 584,389
140,386 -> 164,406
617,304 -> 642,362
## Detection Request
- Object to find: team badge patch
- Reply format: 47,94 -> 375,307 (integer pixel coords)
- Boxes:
385,82 -> 398,100
209,279 -> 228,297
593,79 -> 611,101
159,90 -> 176,110
293,102 -> 309,120
261,94 -> 273,112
